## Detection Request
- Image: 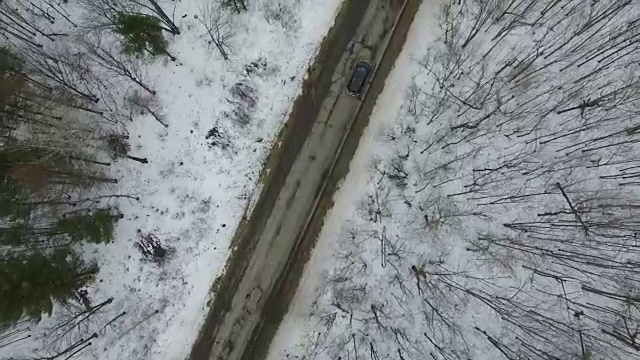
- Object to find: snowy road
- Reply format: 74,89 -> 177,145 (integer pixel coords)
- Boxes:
189,0 -> 415,359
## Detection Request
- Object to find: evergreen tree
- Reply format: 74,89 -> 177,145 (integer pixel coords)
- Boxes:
135,0 -> 180,35
0,222 -> 32,247
0,46 -> 26,136
0,160 -> 30,221
0,46 -> 23,75
223,0 -> 246,13
0,210 -> 120,247
114,13 -> 168,57
56,209 -> 121,244
0,43 -> 122,329
0,249 -> 98,327
0,145 -> 59,223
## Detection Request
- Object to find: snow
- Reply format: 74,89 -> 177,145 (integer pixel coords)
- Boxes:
265,2 -> 446,358
1,0 -> 341,359
267,0 -> 640,359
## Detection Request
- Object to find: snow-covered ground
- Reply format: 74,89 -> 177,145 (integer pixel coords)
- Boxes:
268,0 -> 640,359
1,0 -> 341,359
265,2 -> 444,358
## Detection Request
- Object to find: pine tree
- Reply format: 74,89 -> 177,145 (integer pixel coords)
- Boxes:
0,42 -> 122,330
0,46 -> 23,75
0,46 -> 26,135
223,0 -> 246,13
0,186 -> 27,220
0,159 -> 30,221
114,13 -> 168,57
55,209 -> 121,244
0,249 -> 98,327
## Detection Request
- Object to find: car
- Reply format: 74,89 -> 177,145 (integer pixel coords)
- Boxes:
346,60 -> 372,96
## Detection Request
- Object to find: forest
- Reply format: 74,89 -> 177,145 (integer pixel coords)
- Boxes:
286,0 -> 640,359
0,0 -> 260,357
1,0 -> 330,355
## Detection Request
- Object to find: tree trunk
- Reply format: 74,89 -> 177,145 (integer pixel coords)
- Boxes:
126,155 -> 148,164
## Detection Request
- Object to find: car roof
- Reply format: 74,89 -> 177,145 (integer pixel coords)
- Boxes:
348,69 -> 367,89
347,60 -> 372,94
353,66 -> 368,77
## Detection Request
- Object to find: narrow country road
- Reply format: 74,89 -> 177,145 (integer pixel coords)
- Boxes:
188,0 -> 421,359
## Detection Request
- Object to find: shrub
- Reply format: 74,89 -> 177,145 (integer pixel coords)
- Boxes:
134,230 -> 173,264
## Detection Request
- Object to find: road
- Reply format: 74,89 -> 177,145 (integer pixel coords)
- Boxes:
188,0 -> 420,359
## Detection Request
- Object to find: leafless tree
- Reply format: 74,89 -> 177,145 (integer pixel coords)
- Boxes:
198,0 -> 233,60
105,132 -> 149,164
44,298 -> 113,351
224,81 -> 256,126
126,90 -> 167,127
261,0 -> 299,31
290,0 -> 640,359
81,37 -> 155,95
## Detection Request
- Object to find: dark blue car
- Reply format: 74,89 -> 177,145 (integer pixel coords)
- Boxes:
347,60 -> 372,96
